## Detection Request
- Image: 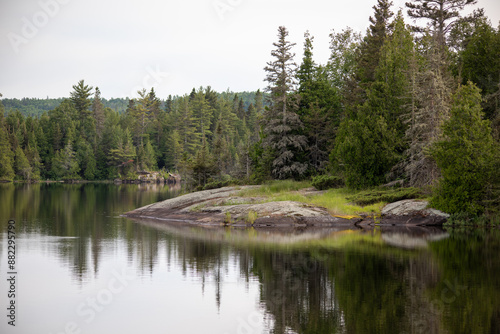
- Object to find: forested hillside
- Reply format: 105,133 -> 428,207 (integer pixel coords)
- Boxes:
1,92 -> 259,117
1,0 -> 499,216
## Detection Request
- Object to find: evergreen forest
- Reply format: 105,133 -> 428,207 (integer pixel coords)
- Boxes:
1,0 -> 499,216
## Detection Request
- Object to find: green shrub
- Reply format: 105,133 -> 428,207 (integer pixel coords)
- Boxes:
346,187 -> 424,206
311,175 -> 344,190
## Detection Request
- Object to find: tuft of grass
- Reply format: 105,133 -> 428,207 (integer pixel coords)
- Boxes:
224,212 -> 232,225
246,211 -> 258,225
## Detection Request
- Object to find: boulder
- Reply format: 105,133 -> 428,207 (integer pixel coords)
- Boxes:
382,199 -> 449,218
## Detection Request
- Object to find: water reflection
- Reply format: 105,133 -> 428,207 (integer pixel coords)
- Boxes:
0,182 -> 181,280
0,184 -> 499,334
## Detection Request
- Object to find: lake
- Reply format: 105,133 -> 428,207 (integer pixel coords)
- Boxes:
1,183 -> 499,334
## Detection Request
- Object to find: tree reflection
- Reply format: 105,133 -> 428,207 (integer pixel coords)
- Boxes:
249,249 -> 341,333
0,183 -> 180,280
2,184 -> 500,333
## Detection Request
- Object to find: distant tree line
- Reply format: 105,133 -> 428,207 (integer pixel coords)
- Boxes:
1,0 -> 499,215
1,92 -> 260,118
0,83 -> 264,184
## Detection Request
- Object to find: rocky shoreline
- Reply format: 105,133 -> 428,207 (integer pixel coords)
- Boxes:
122,186 -> 449,228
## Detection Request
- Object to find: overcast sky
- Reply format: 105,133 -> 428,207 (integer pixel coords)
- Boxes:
1,0 -> 499,99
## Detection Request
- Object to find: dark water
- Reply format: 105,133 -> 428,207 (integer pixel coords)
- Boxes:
1,183 -> 499,334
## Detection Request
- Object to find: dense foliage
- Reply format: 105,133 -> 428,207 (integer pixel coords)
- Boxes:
430,82 -> 499,214
0,84 -> 264,184
1,0 -> 499,215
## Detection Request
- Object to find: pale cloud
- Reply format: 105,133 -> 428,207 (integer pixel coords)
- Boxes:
1,0 -> 499,99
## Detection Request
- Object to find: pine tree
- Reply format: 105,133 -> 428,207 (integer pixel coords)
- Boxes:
24,142 -> 42,180
84,155 -> 96,180
52,142 -> 80,179
166,129 -> 183,170
122,129 -> 136,177
176,96 -> 198,155
14,146 -> 32,180
250,90 -> 264,141
165,95 -> 174,113
71,80 -> 95,141
131,89 -> 153,146
107,127 -> 135,178
70,80 -> 93,115
263,26 -> 308,179
373,11 -> 416,143
192,136 -> 215,187
92,87 -> 106,140
147,88 -> 164,148
431,82 -> 499,214
247,103 -> 258,139
297,32 -> 341,173
143,139 -> 157,170
406,0 -> 477,47
75,137 -> 96,180
357,0 -> 394,86
254,89 -> 264,115
212,116 -> 230,176
190,87 -> 214,143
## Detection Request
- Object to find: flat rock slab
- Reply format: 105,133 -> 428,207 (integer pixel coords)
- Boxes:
126,186 -> 258,216
123,187 -> 449,228
198,201 -> 330,218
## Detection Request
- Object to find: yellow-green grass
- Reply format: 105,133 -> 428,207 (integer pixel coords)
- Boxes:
308,188 -> 384,216
238,181 -> 385,216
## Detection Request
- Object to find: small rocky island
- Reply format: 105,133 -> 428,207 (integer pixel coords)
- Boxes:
123,186 -> 449,228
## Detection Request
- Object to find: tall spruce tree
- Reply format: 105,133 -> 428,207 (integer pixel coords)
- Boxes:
357,0 -> 394,86
374,11 -> 416,143
263,26 -> 307,179
297,31 -> 341,173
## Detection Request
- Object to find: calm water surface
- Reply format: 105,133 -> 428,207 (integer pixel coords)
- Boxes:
1,183 -> 499,334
